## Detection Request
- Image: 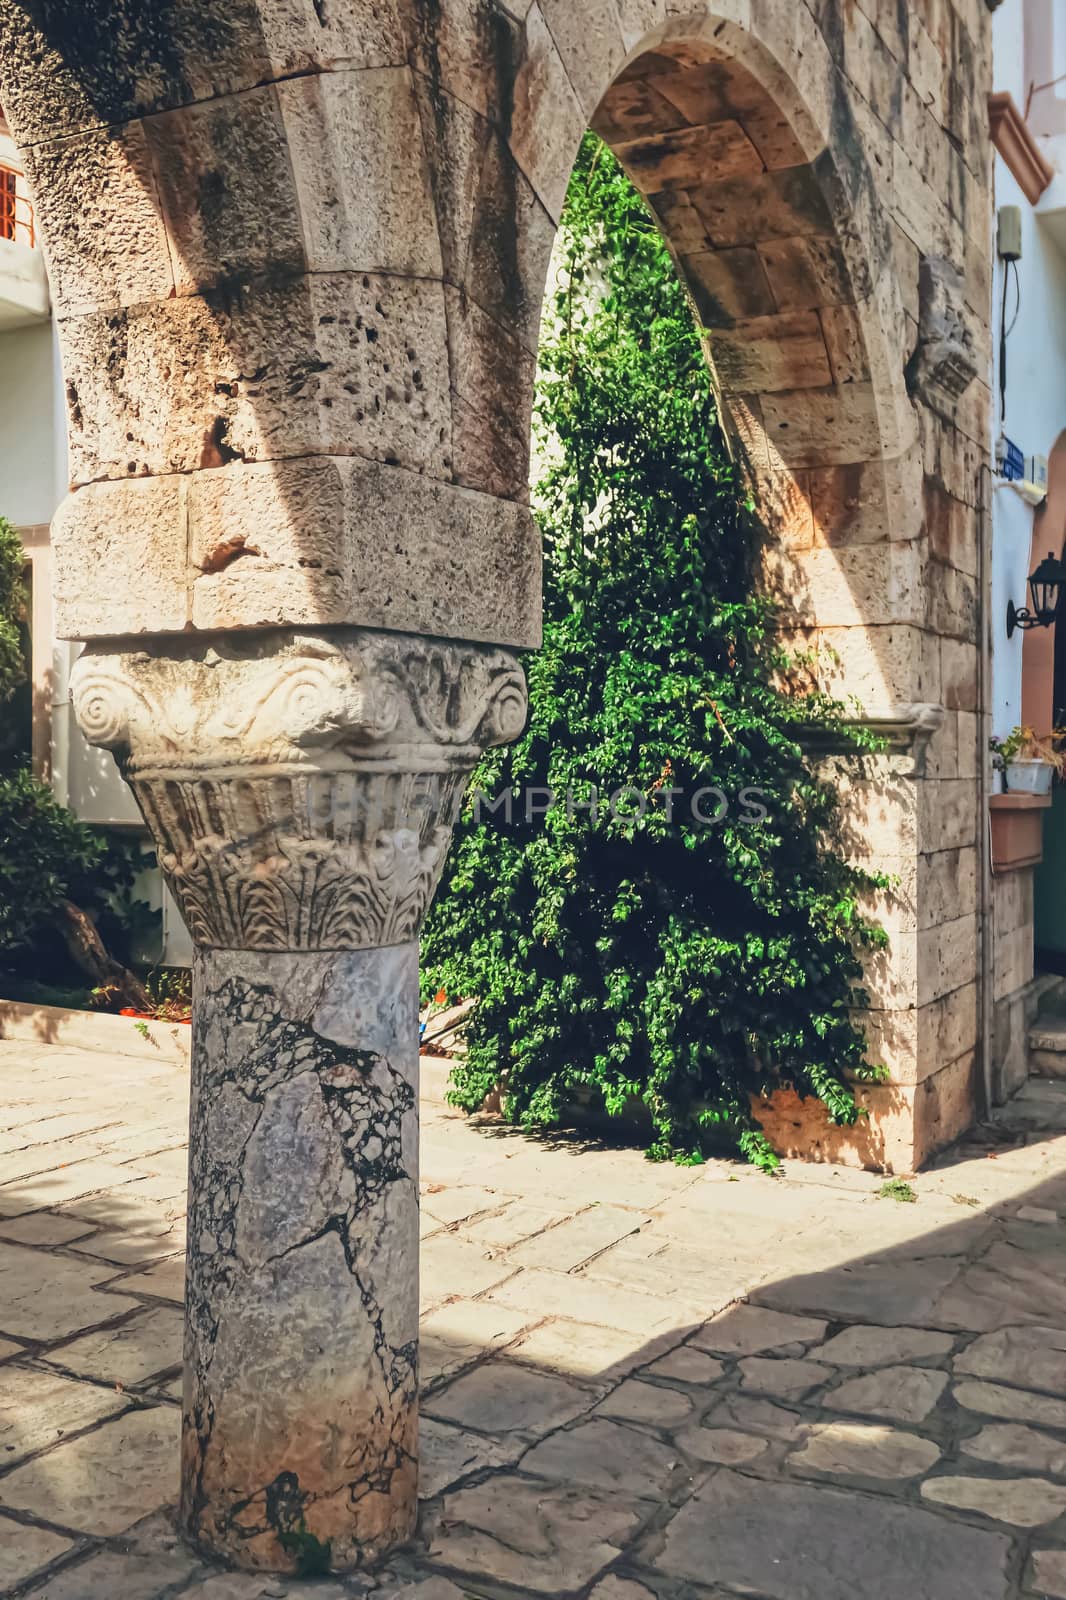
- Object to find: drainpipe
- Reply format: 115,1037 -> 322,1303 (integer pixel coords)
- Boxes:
977,460 -> 995,1120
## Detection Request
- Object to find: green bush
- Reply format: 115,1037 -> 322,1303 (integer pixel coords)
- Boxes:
421,135 -> 887,1169
0,768 -> 106,952
0,516 -> 24,707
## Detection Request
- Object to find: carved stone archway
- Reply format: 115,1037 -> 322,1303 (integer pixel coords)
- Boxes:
0,0 -> 992,1572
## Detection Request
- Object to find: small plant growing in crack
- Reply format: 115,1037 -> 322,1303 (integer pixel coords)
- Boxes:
278,1521 -> 332,1577
878,1178 -> 917,1204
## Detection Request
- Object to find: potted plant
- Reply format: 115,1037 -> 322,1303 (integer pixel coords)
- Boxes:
999,725 -> 1066,795
989,734 -> 1006,795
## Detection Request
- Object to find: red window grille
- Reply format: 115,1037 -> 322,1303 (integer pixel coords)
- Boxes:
0,163 -> 34,246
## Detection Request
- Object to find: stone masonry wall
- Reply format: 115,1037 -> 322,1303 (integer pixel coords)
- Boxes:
0,0 -> 997,1166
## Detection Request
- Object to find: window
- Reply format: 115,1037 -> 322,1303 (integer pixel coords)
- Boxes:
0,163 -> 33,246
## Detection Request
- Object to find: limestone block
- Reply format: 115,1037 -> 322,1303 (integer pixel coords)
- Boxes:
770,541 -> 925,630
445,286 -> 536,503
756,235 -> 851,311
917,914 -> 979,1006
23,121 -> 175,315
278,67 -> 443,277
337,460 -> 541,647
710,310 -> 832,393
758,384 -> 884,468
644,42 -> 809,172
397,0 -> 520,122
924,481 -> 978,577
860,986 -> 977,1085
590,72 -> 689,146
60,269 -> 452,485
691,166 -> 836,248
779,622 -> 941,710
940,638 -> 978,712
682,247 -> 777,327
751,469 -> 814,549
994,925 -> 1034,1005
820,304 -> 869,385
918,778 -> 978,854
144,86 -> 304,294
262,0 -> 407,75
57,458 -> 541,646
918,410 -> 981,507
539,0 -> 627,115
53,477 -> 190,638
616,121 -> 764,193
0,0 -> 276,141
463,129 -> 558,355
508,3 -> 587,221
810,447 -> 923,546
918,848 -> 978,930
188,456 -> 350,630
992,869 -> 1034,940
615,0 -> 668,49
912,1049 -> 979,1165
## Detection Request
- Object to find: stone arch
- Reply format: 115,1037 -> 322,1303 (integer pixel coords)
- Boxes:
0,0 -> 991,1574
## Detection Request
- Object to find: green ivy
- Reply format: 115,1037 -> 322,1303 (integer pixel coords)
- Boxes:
0,516 -> 26,711
421,135 -> 887,1168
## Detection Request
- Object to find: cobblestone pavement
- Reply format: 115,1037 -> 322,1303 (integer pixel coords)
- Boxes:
5,1045 -> 1066,1598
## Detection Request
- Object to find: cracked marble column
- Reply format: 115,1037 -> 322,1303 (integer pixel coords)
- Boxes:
71,627 -> 527,1573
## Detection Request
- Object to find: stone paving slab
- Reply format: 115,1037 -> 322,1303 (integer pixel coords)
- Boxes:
5,1043 -> 1066,1596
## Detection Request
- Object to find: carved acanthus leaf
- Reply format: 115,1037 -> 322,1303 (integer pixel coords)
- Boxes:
71,628 -> 527,953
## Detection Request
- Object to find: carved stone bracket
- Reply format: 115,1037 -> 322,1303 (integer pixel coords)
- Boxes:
71,628 -> 527,952
905,256 -> 978,419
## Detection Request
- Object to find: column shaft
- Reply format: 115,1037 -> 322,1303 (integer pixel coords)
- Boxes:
181,944 -> 420,1573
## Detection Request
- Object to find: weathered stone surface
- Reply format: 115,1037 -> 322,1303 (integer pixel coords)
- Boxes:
657,1469 -> 1010,1599
0,1363 -> 128,1465
961,1422 -> 1066,1477
645,1346 -> 725,1384
0,1212 -> 95,1246
424,1361 -> 591,1438
1031,1549 -> 1066,1598
0,1513 -> 74,1587
6,1510 -> 204,1597
921,1474 -> 1066,1527
506,1316 -> 667,1381
953,1379 -> 1066,1429
692,1304 -> 828,1356
180,946 -> 421,1572
0,1406 -> 180,1535
43,1306 -> 183,1387
739,1356 -> 830,1398
955,1326 -> 1066,1394
813,1325 -> 954,1366
595,1378 -> 695,1428
418,1300 -> 531,1387
520,1418 -> 679,1498
419,1418 -> 526,1500
71,630 -> 527,951
825,1365 -> 949,1423
676,1425 -> 770,1464
0,1240 -> 141,1341
429,1474 -> 648,1593
507,1204 -> 646,1270
790,1420 -> 941,1479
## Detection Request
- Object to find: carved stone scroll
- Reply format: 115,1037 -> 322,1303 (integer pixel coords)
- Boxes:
71,628 -> 527,952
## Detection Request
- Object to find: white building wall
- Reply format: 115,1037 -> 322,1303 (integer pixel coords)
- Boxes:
990,2 -> 1066,737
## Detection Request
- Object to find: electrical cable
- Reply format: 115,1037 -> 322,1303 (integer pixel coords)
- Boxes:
999,255 -> 1021,423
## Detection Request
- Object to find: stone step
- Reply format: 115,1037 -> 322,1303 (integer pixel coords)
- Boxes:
1030,1014 -> 1066,1078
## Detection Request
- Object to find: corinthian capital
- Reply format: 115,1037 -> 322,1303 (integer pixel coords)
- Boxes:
71,629 -> 527,952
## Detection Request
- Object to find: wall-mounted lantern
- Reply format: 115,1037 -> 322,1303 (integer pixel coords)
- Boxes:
1007,552 -> 1066,638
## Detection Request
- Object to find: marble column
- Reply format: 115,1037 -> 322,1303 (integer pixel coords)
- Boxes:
71,628 -> 526,1573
